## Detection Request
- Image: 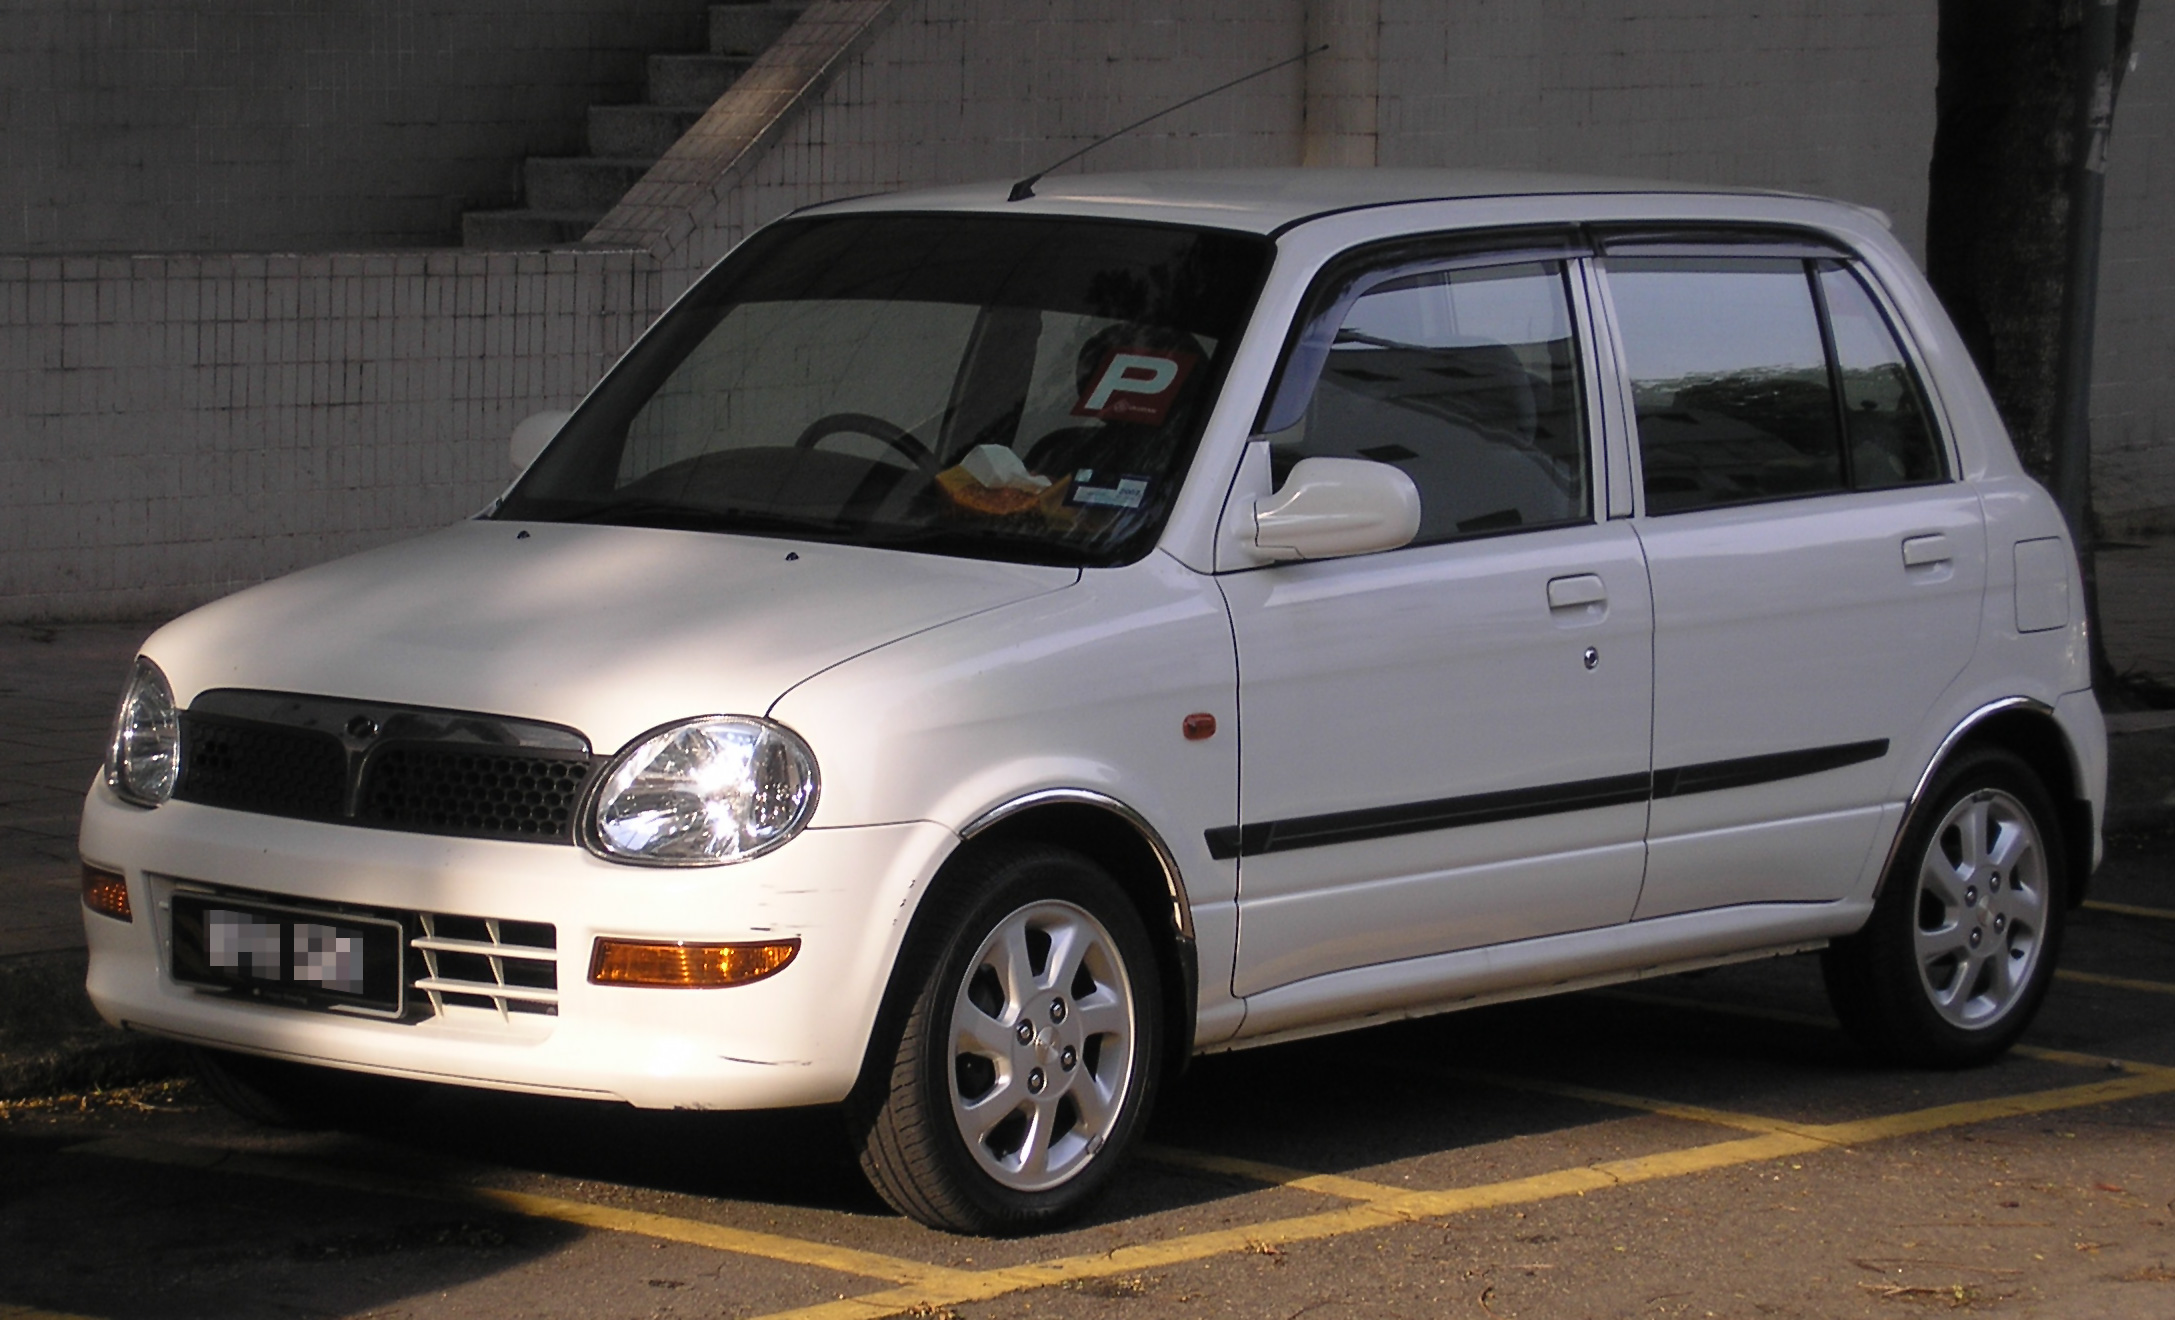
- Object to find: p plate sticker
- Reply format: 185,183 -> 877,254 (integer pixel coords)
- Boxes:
1073,348 -> 1198,425
1066,470 -> 1150,510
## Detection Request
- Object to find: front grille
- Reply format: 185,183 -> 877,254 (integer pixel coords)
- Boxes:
176,715 -> 347,821
172,691 -> 594,845
360,746 -> 591,840
411,913 -> 560,1020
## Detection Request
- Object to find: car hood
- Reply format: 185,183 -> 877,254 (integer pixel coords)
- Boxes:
142,519 -> 1077,753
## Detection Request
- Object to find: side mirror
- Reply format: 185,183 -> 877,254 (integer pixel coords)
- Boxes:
1252,457 -> 1421,561
510,409 -> 573,473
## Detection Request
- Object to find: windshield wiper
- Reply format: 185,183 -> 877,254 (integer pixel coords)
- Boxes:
549,501 -> 846,537
856,524 -> 1087,567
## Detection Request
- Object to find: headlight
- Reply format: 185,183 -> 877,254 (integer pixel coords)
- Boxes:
106,657 -> 180,807
585,716 -> 819,865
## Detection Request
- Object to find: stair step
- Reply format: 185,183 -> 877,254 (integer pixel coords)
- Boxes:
461,210 -> 599,249
588,103 -> 709,159
461,8 -> 793,247
521,157 -> 653,214
648,52 -> 755,106
710,2 -> 805,56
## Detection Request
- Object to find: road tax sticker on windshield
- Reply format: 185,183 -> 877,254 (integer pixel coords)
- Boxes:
1065,471 -> 1151,509
1073,348 -> 1198,425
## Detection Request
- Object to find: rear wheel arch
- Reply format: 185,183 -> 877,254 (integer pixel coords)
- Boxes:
1893,699 -> 2094,906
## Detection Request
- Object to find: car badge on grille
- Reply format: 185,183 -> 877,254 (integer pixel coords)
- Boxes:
344,715 -> 381,741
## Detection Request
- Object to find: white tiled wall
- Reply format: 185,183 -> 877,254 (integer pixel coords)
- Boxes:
1375,0 -> 1938,267
0,250 -> 659,620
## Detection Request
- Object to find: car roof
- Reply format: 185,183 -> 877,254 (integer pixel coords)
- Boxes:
795,167 -> 1826,236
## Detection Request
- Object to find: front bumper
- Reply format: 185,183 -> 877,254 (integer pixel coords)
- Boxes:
78,782 -> 954,1109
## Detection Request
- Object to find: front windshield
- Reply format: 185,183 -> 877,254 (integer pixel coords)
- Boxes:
497,213 -> 1271,565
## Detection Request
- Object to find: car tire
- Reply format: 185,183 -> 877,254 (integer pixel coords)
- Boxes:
848,842 -> 1163,1234
1822,747 -> 2067,1067
190,1047 -> 425,1129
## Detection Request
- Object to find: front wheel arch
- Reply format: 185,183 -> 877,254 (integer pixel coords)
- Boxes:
844,839 -> 1165,1232
954,800 -> 1198,1076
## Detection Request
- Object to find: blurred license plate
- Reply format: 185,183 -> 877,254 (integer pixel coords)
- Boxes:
170,894 -> 404,1018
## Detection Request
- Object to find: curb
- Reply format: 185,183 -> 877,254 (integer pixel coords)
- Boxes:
0,948 -> 186,1101
2107,721 -> 2175,839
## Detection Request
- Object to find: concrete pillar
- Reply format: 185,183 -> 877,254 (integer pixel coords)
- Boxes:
1303,0 -> 1380,167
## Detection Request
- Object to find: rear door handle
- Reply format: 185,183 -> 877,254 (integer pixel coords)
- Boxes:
1547,573 -> 1607,610
1902,534 -> 1952,567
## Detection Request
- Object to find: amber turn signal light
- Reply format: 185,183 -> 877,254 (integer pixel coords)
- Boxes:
81,863 -> 132,921
589,937 -> 800,988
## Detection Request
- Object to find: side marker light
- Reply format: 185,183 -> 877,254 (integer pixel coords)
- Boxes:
82,864 -> 132,921
589,937 -> 800,988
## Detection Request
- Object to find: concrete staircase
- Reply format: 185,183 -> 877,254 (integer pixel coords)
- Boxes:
462,1 -> 805,248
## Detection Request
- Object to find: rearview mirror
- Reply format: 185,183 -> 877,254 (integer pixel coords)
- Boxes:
510,409 -> 573,473
1252,457 -> 1421,561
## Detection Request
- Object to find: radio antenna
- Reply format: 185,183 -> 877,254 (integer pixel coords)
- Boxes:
1007,44 -> 1329,202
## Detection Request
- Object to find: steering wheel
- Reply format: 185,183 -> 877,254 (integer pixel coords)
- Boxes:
791,412 -> 942,475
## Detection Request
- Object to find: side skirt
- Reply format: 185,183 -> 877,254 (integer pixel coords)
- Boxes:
1206,900 -> 1870,1054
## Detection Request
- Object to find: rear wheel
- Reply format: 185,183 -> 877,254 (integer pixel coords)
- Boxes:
849,843 -> 1162,1234
1823,747 -> 2066,1067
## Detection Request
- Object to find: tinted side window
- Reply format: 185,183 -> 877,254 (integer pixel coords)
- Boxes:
1270,261 -> 1590,546
1609,258 -> 1844,514
1818,263 -> 1946,489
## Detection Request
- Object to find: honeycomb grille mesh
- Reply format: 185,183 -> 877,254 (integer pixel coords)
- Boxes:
175,716 -> 347,820
359,747 -> 592,841
173,705 -> 593,846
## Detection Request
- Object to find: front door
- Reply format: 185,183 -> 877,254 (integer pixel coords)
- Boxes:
1221,252 -> 1653,998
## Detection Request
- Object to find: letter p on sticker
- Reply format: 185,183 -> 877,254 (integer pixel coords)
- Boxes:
1074,349 -> 1197,425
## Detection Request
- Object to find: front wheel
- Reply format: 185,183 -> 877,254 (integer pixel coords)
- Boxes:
849,843 -> 1162,1234
1823,747 -> 2066,1067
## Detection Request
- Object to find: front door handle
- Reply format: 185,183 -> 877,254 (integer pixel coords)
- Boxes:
1902,534 -> 1952,567
1547,573 -> 1608,610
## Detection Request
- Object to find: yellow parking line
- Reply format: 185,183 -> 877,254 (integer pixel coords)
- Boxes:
1136,1144 -> 1405,1203
2083,899 -> 2175,921
65,1135 -> 967,1289
745,1064 -> 2175,1320
1802,1066 -> 2175,1143
61,1047 -> 2175,1320
2057,968 -> 2175,997
0,1307 -> 104,1320
1436,1068 -> 1818,1137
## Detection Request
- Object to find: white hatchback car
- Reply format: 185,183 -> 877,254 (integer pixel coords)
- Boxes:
82,170 -> 2106,1233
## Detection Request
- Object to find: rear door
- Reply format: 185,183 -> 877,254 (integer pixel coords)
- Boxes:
1221,242 -> 1654,997
1598,238 -> 1986,917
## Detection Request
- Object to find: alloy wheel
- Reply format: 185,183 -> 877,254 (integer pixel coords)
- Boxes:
1912,787 -> 2048,1030
946,899 -> 1137,1193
